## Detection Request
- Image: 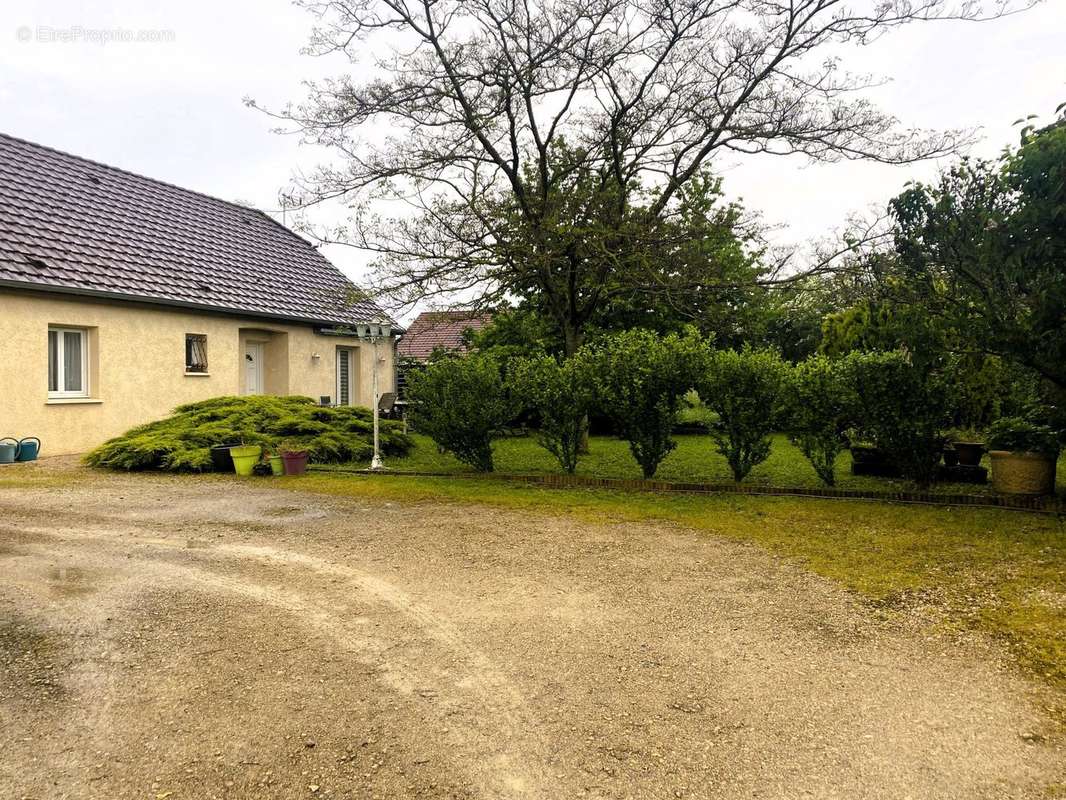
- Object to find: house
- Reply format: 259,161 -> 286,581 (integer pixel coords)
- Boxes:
0,132 -> 399,456
395,310 -> 493,402
396,310 -> 493,362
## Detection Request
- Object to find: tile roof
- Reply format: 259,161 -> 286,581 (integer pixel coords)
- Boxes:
0,132 -> 394,328
397,310 -> 493,360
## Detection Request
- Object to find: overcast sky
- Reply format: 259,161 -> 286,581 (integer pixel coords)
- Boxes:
3,1 -> 1064,319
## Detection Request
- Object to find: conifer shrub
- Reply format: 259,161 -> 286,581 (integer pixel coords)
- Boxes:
85,395 -> 412,471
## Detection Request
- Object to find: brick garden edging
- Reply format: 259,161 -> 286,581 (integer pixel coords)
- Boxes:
310,466 -> 1066,515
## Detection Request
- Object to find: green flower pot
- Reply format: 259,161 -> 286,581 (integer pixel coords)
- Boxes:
229,445 -> 262,477
269,455 -> 284,476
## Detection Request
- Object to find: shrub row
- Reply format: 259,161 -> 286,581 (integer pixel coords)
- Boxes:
406,331 -> 1033,487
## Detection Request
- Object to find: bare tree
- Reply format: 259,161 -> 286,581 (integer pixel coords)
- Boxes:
252,0 -> 1035,353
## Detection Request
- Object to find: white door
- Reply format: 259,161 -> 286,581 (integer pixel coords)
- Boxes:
244,342 -> 264,395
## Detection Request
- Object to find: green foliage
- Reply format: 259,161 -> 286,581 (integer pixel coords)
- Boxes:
819,295 -> 944,364
677,390 -> 718,431
510,355 -> 596,473
405,354 -> 514,472
986,416 -> 1062,458
485,142 -> 763,355
890,110 -> 1066,391
945,353 -> 1043,432
787,355 -> 859,486
756,264 -> 883,361
85,396 -> 412,471
581,329 -> 711,478
841,351 -> 955,487
583,171 -> 767,345
465,307 -> 561,364
699,348 -> 790,481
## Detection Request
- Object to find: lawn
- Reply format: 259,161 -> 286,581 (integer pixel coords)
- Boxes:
338,432 -> 1066,498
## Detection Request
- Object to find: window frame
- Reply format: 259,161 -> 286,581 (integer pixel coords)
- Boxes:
47,326 -> 90,399
185,333 -> 209,374
336,347 -> 354,406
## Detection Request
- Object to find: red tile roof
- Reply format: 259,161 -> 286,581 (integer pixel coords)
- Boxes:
397,311 -> 493,360
0,132 -> 394,328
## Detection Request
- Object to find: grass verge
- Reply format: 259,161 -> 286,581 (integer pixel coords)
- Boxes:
340,432 -> 1066,498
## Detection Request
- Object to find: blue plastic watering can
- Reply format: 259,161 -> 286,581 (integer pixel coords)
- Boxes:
0,438 -> 18,464
16,437 -> 40,462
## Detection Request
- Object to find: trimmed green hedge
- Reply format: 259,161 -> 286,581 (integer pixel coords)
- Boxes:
85,396 -> 412,471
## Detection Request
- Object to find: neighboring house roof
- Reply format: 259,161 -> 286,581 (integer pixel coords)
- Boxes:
397,310 -> 493,360
0,132 -> 394,328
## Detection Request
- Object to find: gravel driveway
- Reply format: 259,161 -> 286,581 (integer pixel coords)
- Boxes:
1,467 -> 1062,799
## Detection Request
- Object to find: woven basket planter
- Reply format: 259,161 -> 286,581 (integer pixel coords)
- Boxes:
989,450 -> 1057,496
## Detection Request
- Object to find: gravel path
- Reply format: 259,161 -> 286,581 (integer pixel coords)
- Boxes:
0,468 -> 1062,799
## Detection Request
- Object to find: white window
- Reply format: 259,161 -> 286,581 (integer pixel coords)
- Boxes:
48,327 -> 89,398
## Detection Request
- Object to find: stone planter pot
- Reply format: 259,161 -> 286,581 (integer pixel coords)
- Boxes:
953,441 -> 985,467
989,450 -> 1057,495
942,448 -> 959,467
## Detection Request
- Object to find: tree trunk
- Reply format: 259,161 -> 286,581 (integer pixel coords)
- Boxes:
562,321 -> 584,359
561,320 -> 591,454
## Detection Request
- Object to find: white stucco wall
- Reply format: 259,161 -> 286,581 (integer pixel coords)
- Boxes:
0,289 -> 397,455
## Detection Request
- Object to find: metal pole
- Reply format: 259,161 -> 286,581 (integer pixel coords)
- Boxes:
370,335 -> 384,470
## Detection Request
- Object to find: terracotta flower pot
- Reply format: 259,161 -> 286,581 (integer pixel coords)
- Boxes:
989,450 -> 1057,495
281,451 -> 309,475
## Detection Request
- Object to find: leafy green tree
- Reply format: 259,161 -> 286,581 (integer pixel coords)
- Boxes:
699,349 -> 789,482
890,110 -> 1066,392
486,153 -> 765,356
464,307 -> 562,364
405,355 -> 513,472
583,329 -> 711,479
266,0 -> 1017,358
841,351 -> 956,487
510,355 -> 597,474
756,260 -> 887,361
819,296 -> 945,364
787,356 -> 859,486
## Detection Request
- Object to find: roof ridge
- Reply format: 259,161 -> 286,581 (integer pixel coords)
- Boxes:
0,130 -> 313,249
421,309 -> 493,318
